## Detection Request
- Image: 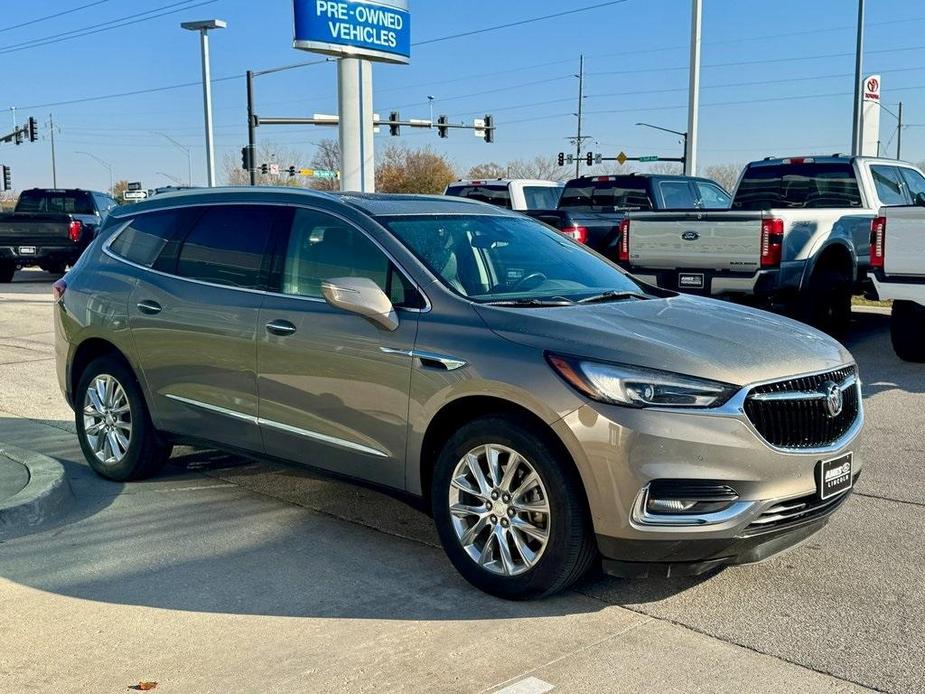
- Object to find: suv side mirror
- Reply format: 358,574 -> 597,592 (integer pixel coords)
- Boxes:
915,192 -> 925,208
322,277 -> 399,331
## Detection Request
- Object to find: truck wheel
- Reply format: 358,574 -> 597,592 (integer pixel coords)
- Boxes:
0,261 -> 15,283
40,261 -> 67,276
802,270 -> 852,337
431,415 -> 597,600
891,301 -> 925,362
75,356 -> 172,481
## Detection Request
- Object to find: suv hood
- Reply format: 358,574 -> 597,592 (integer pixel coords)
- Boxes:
475,294 -> 854,386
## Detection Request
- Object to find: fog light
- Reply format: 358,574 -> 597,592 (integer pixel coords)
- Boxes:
645,480 -> 740,516
647,498 -> 699,514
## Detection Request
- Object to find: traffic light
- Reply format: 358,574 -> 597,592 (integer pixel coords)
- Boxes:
2,166 -> 11,192
288,166 -> 296,177
483,114 -> 494,143
388,111 -> 400,137
586,151 -> 594,166
260,164 -> 268,175
557,152 -> 565,167
27,117 -> 37,143
437,115 -> 449,138
241,145 -> 253,171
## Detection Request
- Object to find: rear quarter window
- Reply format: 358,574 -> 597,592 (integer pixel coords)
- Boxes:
108,210 -> 187,267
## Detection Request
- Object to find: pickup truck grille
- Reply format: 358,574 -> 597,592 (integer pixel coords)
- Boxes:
743,366 -> 860,449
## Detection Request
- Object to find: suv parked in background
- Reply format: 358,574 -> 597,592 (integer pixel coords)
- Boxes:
55,188 -> 862,599
525,173 -> 731,257
444,178 -> 563,211
622,157 -> 925,334
0,188 -> 117,280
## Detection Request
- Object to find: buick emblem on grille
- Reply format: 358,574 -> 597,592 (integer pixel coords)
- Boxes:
822,380 -> 843,418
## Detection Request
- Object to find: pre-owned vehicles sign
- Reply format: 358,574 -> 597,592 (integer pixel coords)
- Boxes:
293,0 -> 411,64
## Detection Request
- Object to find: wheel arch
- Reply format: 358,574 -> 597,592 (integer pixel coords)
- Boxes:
416,395 -> 589,516
802,241 -> 857,290
69,337 -> 137,404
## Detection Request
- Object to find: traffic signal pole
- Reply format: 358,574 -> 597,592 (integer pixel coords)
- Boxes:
575,54 -> 584,179
246,70 -> 257,186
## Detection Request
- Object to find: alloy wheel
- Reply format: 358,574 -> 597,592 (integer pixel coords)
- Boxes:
448,443 -> 551,576
83,374 -> 133,465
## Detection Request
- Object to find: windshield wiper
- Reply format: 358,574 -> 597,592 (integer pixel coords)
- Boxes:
578,290 -> 649,304
484,297 -> 574,307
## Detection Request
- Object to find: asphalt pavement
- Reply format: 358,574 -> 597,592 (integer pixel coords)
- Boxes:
0,268 -> 921,693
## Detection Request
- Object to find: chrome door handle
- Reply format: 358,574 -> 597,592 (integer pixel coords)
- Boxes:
266,319 -> 297,336
136,300 -> 162,315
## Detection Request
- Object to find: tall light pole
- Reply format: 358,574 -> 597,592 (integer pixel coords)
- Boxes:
851,0 -> 865,156
75,151 -> 113,192
686,0 -> 702,176
181,19 -> 226,187
636,122 -> 688,170
153,131 -> 193,186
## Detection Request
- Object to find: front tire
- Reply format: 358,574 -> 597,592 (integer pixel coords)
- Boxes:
891,300 -> 925,362
431,416 -> 596,599
75,356 -> 172,481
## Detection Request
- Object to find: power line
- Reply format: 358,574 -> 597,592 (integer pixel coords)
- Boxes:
0,0 -> 118,34
412,0 -> 629,47
0,0 -> 218,55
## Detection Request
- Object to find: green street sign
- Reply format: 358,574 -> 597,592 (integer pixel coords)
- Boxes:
638,155 -> 659,162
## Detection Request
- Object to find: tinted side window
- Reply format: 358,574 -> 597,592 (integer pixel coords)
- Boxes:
109,210 -> 183,267
659,181 -> 696,208
871,166 -> 908,206
445,185 -> 512,209
695,181 -> 732,208
280,208 -> 420,308
175,205 -> 282,289
898,168 -> 925,201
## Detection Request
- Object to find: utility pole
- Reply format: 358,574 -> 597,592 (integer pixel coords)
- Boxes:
575,54 -> 584,178
897,101 -> 903,160
49,113 -> 57,187
686,0 -> 702,176
246,70 -> 257,185
851,0 -> 865,156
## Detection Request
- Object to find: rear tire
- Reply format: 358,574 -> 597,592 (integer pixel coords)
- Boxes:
0,261 -> 15,283
801,269 -> 852,337
891,300 -> 925,362
75,356 -> 172,481
431,415 -> 596,600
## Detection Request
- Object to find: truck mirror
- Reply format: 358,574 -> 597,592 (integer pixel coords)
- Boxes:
915,192 -> 925,208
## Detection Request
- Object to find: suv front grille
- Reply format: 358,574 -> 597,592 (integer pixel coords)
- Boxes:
743,366 -> 860,449
744,484 -> 854,535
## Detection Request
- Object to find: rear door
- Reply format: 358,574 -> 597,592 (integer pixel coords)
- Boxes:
881,167 -> 925,277
125,204 -> 288,453
256,207 -> 422,488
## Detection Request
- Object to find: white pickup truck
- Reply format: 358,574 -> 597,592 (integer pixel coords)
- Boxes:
870,198 -> 925,361
621,156 -> 925,334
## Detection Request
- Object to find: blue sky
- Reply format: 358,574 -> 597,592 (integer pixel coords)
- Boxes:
2,0 -> 924,192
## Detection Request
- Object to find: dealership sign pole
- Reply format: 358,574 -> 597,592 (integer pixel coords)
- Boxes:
293,0 -> 411,193
860,74 -> 881,157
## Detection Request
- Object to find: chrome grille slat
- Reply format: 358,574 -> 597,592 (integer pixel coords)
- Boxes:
744,367 -> 860,449
746,489 -> 850,532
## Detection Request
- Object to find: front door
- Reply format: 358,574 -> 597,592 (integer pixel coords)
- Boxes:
127,204 -> 286,453
257,207 -> 422,488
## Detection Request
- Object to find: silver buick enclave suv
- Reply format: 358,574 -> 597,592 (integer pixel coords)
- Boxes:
53,188 -> 863,599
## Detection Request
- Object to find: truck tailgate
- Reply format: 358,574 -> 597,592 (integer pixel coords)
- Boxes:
0,213 -> 73,245
626,210 -> 764,271
882,206 -> 925,277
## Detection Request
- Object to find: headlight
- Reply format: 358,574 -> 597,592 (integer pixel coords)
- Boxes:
546,354 -> 737,408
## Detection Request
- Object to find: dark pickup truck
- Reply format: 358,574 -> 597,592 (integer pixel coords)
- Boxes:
0,188 -> 118,281
525,173 -> 732,258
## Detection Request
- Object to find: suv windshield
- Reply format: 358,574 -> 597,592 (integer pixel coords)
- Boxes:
16,190 -> 95,215
733,163 -> 863,209
380,214 -> 648,304
558,177 -> 652,210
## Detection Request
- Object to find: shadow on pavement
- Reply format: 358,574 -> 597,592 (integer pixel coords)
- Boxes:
844,309 -> 925,398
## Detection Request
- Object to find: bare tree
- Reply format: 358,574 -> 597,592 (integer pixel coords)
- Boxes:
701,163 -> 743,193
465,162 -> 506,179
0,191 -> 15,211
466,156 -> 570,181
220,142 -> 311,188
375,144 -> 457,194
308,139 -> 341,191
111,180 -> 131,200
648,162 -> 683,176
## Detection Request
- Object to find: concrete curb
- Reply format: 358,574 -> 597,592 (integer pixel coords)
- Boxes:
0,442 -> 73,538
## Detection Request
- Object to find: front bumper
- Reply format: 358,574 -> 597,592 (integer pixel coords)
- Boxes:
550,382 -> 863,576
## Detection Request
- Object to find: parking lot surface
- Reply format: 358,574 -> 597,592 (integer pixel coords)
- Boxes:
0,269 -> 922,693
